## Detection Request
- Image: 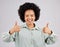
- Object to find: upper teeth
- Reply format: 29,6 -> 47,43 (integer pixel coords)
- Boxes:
29,20 -> 31,21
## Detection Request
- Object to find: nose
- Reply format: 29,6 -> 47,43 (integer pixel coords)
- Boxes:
28,15 -> 32,19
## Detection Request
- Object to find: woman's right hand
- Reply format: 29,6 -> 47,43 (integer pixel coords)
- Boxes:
9,22 -> 20,35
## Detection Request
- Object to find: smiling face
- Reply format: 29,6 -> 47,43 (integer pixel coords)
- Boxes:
24,9 -> 35,25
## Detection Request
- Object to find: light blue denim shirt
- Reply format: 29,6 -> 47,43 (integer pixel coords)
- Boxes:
2,23 -> 56,47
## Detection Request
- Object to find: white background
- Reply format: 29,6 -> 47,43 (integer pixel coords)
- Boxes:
0,0 -> 60,47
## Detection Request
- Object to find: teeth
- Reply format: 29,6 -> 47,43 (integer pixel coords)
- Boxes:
27,19 -> 32,21
29,20 -> 31,21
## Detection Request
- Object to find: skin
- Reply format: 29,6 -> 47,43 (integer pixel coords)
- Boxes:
9,9 -> 51,35
24,10 -> 35,29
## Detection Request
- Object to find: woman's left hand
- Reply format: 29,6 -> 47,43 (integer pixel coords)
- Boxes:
43,23 -> 52,35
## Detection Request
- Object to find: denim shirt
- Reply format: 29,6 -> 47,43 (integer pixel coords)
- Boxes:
2,23 -> 56,47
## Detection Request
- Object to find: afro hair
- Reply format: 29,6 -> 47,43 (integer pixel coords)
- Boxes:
18,2 -> 40,22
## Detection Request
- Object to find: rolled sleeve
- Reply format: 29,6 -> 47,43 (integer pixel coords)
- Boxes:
44,32 -> 56,44
1,32 -> 15,42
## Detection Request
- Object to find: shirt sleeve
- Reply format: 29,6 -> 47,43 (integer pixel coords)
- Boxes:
43,32 -> 56,44
1,32 -> 16,42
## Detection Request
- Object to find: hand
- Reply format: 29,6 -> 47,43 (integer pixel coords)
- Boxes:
43,23 -> 52,35
9,21 -> 20,35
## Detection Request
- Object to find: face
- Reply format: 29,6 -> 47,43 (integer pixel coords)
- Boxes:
24,10 -> 35,25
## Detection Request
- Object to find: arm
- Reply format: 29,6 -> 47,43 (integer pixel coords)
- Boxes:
2,32 -> 16,42
44,32 -> 56,44
2,22 -> 20,42
43,23 -> 56,44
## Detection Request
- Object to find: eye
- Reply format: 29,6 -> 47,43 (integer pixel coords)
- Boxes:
31,15 -> 34,17
25,15 -> 29,17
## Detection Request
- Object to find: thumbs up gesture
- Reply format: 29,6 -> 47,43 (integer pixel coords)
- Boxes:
43,23 -> 52,35
9,21 -> 20,35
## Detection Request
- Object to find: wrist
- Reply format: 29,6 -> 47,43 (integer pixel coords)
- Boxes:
9,29 -> 14,35
49,30 -> 53,35
9,30 -> 13,35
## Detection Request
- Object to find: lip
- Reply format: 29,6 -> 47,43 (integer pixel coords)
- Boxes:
27,19 -> 33,22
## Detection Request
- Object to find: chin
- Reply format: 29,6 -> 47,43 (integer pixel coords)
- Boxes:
27,22 -> 33,24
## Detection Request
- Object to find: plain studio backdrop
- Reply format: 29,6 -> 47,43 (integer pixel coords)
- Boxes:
0,0 -> 60,47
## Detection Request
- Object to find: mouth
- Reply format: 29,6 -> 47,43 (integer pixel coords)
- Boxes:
27,19 -> 33,22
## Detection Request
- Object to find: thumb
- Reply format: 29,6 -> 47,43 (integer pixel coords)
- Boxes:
15,21 -> 18,26
46,22 -> 49,27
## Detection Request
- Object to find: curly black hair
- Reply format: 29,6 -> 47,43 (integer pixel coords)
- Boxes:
18,2 -> 40,22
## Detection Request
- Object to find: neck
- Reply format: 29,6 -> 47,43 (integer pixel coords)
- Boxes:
26,23 -> 35,29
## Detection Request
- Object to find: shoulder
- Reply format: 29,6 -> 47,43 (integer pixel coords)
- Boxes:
20,23 -> 27,28
35,24 -> 43,32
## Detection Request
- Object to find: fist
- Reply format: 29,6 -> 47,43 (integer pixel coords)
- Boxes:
43,23 -> 52,34
9,21 -> 20,35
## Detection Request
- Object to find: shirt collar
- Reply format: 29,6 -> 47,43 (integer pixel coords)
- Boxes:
22,23 -> 39,30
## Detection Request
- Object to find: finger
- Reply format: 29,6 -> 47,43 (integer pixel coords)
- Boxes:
46,22 -> 49,27
43,27 -> 45,32
15,21 -> 18,25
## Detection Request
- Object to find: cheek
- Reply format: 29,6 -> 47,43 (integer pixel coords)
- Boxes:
24,16 -> 36,21
34,16 -> 36,21
24,17 -> 27,21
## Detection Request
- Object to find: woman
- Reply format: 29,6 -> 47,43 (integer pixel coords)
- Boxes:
2,2 -> 56,47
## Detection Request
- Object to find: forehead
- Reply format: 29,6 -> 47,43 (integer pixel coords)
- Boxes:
25,9 -> 35,14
